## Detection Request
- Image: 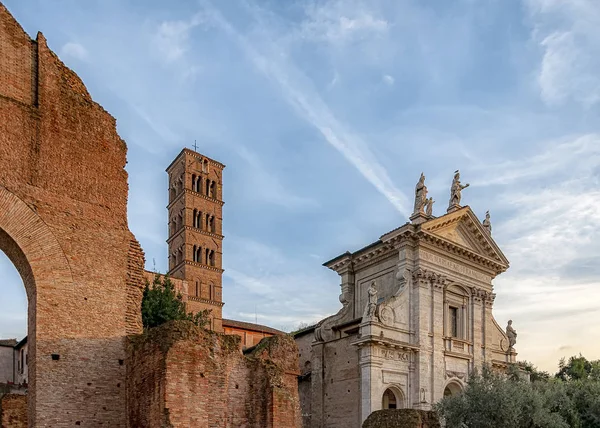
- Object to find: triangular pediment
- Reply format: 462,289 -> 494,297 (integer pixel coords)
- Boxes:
421,206 -> 509,267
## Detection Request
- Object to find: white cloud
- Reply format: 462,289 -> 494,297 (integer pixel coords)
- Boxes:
300,1 -> 389,44
469,133 -> 600,371
155,13 -> 205,62
60,42 -> 88,61
382,74 -> 394,85
527,0 -> 600,107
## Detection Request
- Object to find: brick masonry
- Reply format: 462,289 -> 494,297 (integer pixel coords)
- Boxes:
0,394 -> 27,428
1,3 -> 146,425
127,321 -> 301,428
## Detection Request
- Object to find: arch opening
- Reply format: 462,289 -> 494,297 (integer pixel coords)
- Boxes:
0,245 -> 29,390
382,387 -> 405,410
444,381 -> 464,397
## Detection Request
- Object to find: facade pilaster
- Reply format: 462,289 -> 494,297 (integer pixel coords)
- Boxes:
431,275 -> 446,402
359,344 -> 381,425
411,269 -> 432,410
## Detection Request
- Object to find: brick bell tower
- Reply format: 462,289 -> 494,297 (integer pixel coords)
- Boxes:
166,148 -> 225,332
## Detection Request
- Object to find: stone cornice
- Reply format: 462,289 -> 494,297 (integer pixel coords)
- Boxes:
188,295 -> 225,307
417,231 -> 507,276
422,207 -> 510,267
165,148 -> 226,173
167,188 -> 224,211
166,225 -> 224,245
351,334 -> 420,352
168,260 -> 224,275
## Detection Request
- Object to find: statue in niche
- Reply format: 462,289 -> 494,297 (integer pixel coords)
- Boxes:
483,210 -> 492,234
413,173 -> 428,215
364,281 -> 378,320
506,320 -> 517,350
424,197 -> 435,217
449,170 -> 469,208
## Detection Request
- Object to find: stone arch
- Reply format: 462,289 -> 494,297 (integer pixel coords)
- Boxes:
381,386 -> 405,410
443,379 -> 465,397
0,186 -> 74,425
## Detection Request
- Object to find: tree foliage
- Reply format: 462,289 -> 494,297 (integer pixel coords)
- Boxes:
141,274 -> 210,329
436,357 -> 600,428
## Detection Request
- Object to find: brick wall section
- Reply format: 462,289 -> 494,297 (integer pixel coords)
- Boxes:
127,321 -> 301,428
0,394 -> 27,428
127,240 -> 147,335
1,3 -> 146,426
362,409 -> 441,428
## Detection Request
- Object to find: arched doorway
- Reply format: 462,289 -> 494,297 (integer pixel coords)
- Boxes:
444,380 -> 464,397
0,250 -> 27,388
382,387 -> 404,409
0,186 -> 74,425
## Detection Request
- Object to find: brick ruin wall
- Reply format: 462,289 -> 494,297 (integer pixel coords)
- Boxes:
1,3 -> 146,425
0,394 -> 27,428
127,321 -> 302,428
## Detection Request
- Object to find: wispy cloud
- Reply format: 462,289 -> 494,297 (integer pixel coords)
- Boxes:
527,0 -> 600,107
300,2 -> 389,45
155,13 -> 206,62
200,0 -> 411,216
60,42 -> 88,61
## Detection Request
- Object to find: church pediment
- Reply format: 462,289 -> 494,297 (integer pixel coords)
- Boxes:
421,206 -> 509,268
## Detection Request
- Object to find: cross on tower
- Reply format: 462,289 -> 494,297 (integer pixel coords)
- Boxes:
193,140 -> 198,152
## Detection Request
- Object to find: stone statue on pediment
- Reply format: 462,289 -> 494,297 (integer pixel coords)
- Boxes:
448,170 -> 469,209
425,197 -> 435,217
483,211 -> 492,234
506,320 -> 517,350
413,173 -> 428,216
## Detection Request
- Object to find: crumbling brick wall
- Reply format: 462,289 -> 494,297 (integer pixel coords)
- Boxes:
362,409 -> 441,428
1,3 -> 146,425
127,321 -> 301,428
0,394 -> 27,428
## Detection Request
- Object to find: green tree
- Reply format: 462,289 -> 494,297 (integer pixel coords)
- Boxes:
519,360 -> 551,382
141,274 -> 210,329
436,365 -> 569,428
556,355 -> 592,381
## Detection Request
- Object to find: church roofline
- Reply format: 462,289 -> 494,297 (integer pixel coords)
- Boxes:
165,147 -> 226,173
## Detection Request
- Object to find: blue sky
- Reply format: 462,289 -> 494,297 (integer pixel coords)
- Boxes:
1,0 -> 600,373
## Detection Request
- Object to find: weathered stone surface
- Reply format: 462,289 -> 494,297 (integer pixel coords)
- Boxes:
127,320 -> 301,428
300,199 -> 517,426
0,394 -> 27,428
362,409 -> 440,428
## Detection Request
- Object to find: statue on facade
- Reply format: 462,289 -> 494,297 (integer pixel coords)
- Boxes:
424,197 -> 435,217
506,320 -> 517,350
483,210 -> 492,234
364,281 -> 378,320
394,265 -> 412,295
448,170 -> 469,209
413,173 -> 428,216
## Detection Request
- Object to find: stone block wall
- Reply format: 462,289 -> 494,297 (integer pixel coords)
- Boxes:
0,394 -> 27,428
127,321 -> 301,428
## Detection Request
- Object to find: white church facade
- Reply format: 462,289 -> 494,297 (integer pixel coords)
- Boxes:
295,171 -> 518,428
